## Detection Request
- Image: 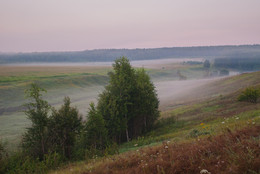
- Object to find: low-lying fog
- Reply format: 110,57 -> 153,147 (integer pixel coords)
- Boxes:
1,58 -> 237,146
73,77 -> 225,114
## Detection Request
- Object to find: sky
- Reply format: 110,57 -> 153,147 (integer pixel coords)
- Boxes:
0,0 -> 260,52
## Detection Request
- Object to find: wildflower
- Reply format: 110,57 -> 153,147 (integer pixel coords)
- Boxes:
167,140 -> 170,144
200,169 -> 211,174
165,145 -> 168,149
252,122 -> 255,124
235,117 -> 239,120
202,126 -> 206,129
200,123 -> 204,126
222,121 -> 225,124
134,144 -> 138,147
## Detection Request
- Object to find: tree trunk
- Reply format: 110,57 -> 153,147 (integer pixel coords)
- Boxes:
125,114 -> 129,142
126,127 -> 129,142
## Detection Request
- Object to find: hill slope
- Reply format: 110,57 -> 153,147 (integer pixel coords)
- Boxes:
50,71 -> 260,174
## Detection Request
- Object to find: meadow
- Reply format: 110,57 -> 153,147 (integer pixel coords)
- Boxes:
0,58 -> 209,149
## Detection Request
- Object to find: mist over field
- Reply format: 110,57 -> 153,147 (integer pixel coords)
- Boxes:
0,58 -> 237,148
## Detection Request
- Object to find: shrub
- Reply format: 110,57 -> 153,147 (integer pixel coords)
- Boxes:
0,152 -> 62,174
203,60 -> 210,69
238,87 -> 260,103
0,141 -> 6,161
219,69 -> 229,76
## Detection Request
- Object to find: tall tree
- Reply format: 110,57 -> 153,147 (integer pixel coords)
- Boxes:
131,68 -> 159,136
203,59 -> 210,69
22,83 -> 50,159
98,57 -> 136,142
98,57 -> 159,143
85,102 -> 108,150
49,97 -> 82,159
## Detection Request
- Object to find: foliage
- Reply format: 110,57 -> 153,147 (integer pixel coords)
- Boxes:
48,97 -> 82,159
0,151 -> 62,174
238,87 -> 260,103
22,84 -> 83,161
84,102 -> 108,150
0,141 -> 7,173
219,69 -> 229,76
214,57 -> 260,71
98,57 -> 159,143
203,59 -> 210,69
22,83 -> 50,159
0,141 -> 6,161
133,68 -> 160,134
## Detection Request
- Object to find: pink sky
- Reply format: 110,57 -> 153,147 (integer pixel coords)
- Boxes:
0,0 -> 260,52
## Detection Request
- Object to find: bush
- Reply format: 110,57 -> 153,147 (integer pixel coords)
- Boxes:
0,152 -> 62,174
219,69 -> 229,76
238,87 -> 260,103
0,141 -> 6,161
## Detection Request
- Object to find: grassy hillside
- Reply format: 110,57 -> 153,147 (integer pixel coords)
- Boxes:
50,71 -> 260,174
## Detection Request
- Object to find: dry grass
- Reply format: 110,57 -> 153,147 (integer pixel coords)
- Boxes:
81,126 -> 260,174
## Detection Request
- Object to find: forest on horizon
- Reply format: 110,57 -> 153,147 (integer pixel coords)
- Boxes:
1,45 -> 260,64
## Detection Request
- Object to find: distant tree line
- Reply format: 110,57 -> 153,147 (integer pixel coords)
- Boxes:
0,57 -> 159,173
0,45 -> 260,64
214,57 -> 260,71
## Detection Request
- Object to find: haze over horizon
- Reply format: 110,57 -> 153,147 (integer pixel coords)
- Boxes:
1,0 -> 260,53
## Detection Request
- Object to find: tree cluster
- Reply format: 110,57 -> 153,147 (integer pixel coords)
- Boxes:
214,57 -> 260,71
98,57 -> 159,143
21,57 -> 159,161
203,60 -> 210,69
22,84 -> 82,160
